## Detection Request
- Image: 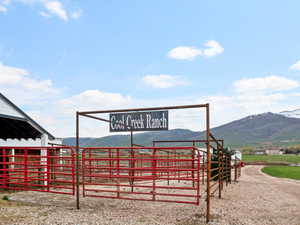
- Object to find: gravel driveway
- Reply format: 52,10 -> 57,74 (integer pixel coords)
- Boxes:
0,166 -> 299,225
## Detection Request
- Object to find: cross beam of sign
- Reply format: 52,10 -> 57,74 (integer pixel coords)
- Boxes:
110,111 -> 168,132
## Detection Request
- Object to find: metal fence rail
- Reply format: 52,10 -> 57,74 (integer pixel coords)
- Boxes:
152,135 -> 242,221
0,143 -> 242,224
0,146 -> 75,195
81,146 -> 201,205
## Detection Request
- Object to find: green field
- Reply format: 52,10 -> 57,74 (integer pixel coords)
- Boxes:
242,154 -> 300,163
261,166 -> 300,180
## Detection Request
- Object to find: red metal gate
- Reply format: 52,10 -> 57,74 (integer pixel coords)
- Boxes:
0,146 -> 75,195
81,146 -> 201,205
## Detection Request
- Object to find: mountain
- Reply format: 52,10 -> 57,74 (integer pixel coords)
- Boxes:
63,129 -> 202,147
210,112 -> 300,146
280,108 -> 300,119
63,137 -> 94,146
63,112 -> 300,147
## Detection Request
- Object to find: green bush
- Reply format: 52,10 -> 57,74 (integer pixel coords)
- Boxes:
2,195 -> 10,201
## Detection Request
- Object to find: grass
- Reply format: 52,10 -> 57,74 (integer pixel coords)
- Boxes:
262,166 -> 300,180
242,154 -> 300,163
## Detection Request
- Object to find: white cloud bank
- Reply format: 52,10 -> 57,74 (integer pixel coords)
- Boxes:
0,62 -> 57,93
0,62 -> 60,110
234,75 -> 299,93
202,40 -> 224,57
1,61 -> 300,137
1,0 -> 82,20
59,90 -> 132,114
290,60 -> 300,71
142,74 -> 190,88
43,0 -> 68,21
167,40 -> 224,60
70,10 -> 82,19
167,46 -> 201,61
0,5 -> 7,13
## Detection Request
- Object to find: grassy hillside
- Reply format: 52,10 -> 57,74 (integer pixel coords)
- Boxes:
210,113 -> 300,146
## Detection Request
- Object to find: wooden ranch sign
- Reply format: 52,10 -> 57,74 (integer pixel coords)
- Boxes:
110,111 -> 168,132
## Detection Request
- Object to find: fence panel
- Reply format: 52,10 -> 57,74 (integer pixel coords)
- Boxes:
0,147 -> 75,195
82,147 -> 201,205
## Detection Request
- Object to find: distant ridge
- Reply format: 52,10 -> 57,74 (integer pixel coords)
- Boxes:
280,108 -> 300,119
63,112 -> 300,147
209,112 -> 300,146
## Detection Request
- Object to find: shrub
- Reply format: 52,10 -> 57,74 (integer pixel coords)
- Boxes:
2,195 -> 10,201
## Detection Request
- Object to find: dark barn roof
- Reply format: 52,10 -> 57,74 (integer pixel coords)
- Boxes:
0,93 -> 55,140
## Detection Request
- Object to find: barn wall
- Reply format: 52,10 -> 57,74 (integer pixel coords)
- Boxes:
0,138 -> 43,147
0,138 -> 62,147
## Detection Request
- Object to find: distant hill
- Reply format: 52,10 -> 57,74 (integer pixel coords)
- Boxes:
63,112 -> 300,147
280,108 -> 300,119
209,112 -> 300,146
63,129 -> 202,147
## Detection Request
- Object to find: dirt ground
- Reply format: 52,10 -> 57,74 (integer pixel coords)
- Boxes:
0,166 -> 299,225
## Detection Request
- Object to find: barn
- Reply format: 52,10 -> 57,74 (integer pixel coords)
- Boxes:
0,93 -> 61,182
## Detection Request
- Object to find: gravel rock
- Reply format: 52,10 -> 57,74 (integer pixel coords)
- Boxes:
0,166 -> 299,225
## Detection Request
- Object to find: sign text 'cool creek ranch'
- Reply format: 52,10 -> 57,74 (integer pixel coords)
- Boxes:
110,111 -> 168,132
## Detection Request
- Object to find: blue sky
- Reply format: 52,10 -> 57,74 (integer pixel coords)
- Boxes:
1,0 -> 300,137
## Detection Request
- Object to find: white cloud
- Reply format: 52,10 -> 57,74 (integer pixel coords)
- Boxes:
142,74 -> 190,88
290,93 -> 300,97
234,75 -> 299,93
0,62 -> 28,84
70,10 -> 81,19
39,11 -> 50,17
53,90 -> 133,137
0,5 -> 7,13
202,40 -> 224,57
1,0 -> 81,21
235,93 -> 287,113
0,62 -> 58,94
2,0 -> 11,4
290,60 -> 300,71
167,46 -> 202,60
59,90 -> 132,114
0,62 -> 61,136
44,0 -> 68,21
1,61 -> 300,138
27,110 -> 57,127
8,84 -> 300,138
167,40 -> 224,60
53,89 -> 299,137
22,78 -> 55,92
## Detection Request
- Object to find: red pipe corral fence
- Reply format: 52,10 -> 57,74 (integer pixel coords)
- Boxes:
0,146 -> 75,195
82,146 -> 201,205
0,143 -> 242,223
0,104 -> 243,223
